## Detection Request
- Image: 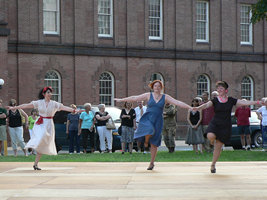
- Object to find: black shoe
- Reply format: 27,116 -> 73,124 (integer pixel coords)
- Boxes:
122,152 -> 124,154
33,165 -> 41,170
147,164 -> 154,170
210,165 -> 216,173
247,146 -> 251,151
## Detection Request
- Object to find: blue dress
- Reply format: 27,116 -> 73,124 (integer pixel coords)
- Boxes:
134,92 -> 165,147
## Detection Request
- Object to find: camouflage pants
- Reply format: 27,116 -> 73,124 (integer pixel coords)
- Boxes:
162,126 -> 176,148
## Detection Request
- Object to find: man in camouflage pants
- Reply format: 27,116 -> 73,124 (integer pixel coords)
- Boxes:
162,103 -> 177,153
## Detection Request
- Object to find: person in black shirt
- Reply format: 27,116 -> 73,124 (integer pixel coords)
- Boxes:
120,102 -> 136,154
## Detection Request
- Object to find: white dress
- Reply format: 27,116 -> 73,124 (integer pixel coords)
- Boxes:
25,99 -> 63,155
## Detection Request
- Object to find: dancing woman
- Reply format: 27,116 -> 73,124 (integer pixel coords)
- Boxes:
195,81 -> 262,173
115,80 -> 192,170
7,87 -> 80,170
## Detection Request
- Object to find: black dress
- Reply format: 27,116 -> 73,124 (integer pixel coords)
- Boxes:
206,97 -> 237,144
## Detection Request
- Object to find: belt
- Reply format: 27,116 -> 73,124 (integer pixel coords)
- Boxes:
36,116 -> 53,125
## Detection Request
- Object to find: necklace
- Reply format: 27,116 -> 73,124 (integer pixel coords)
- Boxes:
153,93 -> 162,101
218,95 -> 228,103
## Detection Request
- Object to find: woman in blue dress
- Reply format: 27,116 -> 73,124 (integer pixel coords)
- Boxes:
115,80 -> 192,170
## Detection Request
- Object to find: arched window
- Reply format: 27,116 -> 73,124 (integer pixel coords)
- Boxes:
197,74 -> 210,96
99,72 -> 114,106
44,70 -> 61,102
241,76 -> 254,101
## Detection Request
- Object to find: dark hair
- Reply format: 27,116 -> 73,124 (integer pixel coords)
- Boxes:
124,102 -> 133,108
216,81 -> 229,89
202,91 -> 209,96
191,98 -> 200,107
31,109 -> 38,115
38,87 -> 53,99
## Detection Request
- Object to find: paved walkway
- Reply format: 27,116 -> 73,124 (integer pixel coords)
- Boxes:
0,162 -> 267,200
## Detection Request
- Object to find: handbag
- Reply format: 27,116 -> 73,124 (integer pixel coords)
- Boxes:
106,118 -> 116,130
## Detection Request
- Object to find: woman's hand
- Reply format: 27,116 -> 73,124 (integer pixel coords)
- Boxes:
114,98 -> 123,103
6,106 -> 16,110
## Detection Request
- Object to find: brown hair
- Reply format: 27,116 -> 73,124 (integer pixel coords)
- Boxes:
216,81 -> 229,89
9,99 -> 17,106
148,80 -> 164,90
124,102 -> 133,108
191,98 -> 200,107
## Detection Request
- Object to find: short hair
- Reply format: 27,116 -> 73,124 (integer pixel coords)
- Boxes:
211,91 -> 219,96
98,104 -> 105,110
216,81 -> 229,89
84,103 -> 91,108
9,99 -> 17,106
124,102 -> 133,108
202,91 -> 209,96
148,80 -> 164,90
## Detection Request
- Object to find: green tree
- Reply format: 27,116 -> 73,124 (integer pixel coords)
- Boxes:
251,0 -> 267,24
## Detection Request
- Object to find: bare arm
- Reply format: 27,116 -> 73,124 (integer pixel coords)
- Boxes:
7,103 -> 34,110
19,109 -> 29,127
114,93 -> 149,103
256,112 -> 262,120
187,110 -> 193,127
236,99 -> 261,107
0,113 -> 6,118
165,95 -> 192,110
195,110 -> 202,127
195,101 -> 213,111
78,119 -> 82,135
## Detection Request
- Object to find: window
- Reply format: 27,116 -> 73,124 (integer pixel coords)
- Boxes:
43,0 -> 60,34
241,76 -> 254,101
149,0 -> 163,40
99,72 -> 114,106
45,70 -> 61,102
240,5 -> 252,45
98,0 -> 113,37
197,74 -> 210,96
196,1 -> 209,42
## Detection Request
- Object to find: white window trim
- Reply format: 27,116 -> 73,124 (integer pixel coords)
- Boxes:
98,0 -> 113,38
241,76 -> 254,101
196,1 -> 209,43
99,71 -> 114,106
44,70 -> 61,102
240,5 -> 253,45
149,0 -> 163,40
197,74 -> 210,97
43,0 -> 60,35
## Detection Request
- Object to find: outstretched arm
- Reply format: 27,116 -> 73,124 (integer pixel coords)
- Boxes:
236,99 -> 262,107
195,101 -> 213,111
165,94 -> 192,110
114,93 -> 149,103
6,103 -> 34,110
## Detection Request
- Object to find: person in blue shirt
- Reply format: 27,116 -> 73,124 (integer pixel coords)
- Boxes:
66,104 -> 80,154
79,103 -> 95,153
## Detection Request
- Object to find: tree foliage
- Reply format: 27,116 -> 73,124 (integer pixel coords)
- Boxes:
251,0 -> 267,24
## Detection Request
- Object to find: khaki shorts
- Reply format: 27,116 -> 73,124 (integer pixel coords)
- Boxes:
0,125 -> 7,141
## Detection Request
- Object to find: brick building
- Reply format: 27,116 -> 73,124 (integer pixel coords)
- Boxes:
0,0 -> 266,138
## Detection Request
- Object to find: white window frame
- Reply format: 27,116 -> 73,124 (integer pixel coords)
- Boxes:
196,1 -> 209,43
148,0 -> 163,40
98,0 -> 113,38
44,70 -> 61,102
240,4 -> 253,45
43,0 -> 60,35
99,72 -> 114,106
241,76 -> 254,101
197,74 -> 210,97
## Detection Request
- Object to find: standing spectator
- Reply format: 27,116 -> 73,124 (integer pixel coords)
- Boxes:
0,99 -> 7,156
162,103 -> 177,153
95,104 -> 112,153
78,103 -> 95,154
235,101 -> 251,150
186,98 -> 204,154
28,108 -> 38,154
256,98 -> 267,149
134,101 -> 147,152
211,91 -> 219,99
66,104 -> 80,154
201,91 -> 215,153
7,99 -> 28,156
120,102 -> 136,154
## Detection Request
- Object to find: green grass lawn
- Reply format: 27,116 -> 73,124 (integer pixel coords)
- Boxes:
0,150 -> 266,162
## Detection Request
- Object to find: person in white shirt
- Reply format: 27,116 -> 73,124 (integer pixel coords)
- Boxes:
134,101 -> 147,152
256,98 -> 267,149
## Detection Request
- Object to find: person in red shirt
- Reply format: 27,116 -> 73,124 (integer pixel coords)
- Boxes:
201,91 -> 215,153
235,102 -> 251,150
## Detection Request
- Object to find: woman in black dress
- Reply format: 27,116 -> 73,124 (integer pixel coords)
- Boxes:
196,81 -> 262,173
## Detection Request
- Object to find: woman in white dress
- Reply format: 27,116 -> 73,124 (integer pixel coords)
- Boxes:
7,87 -> 78,170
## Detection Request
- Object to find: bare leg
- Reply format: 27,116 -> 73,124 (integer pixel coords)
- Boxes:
240,135 -> 245,147
137,141 -> 141,152
148,144 -> 157,169
121,142 -> 125,153
207,132 -> 216,145
144,135 -> 152,148
129,142 -> 133,153
246,135 -> 251,149
193,144 -> 198,153
23,148 -> 28,156
199,144 -> 203,153
14,149 -> 17,157
211,140 -> 224,171
34,153 -> 42,166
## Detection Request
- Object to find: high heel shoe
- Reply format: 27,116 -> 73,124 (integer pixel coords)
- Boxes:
33,165 -> 41,170
147,164 -> 154,170
210,165 -> 216,173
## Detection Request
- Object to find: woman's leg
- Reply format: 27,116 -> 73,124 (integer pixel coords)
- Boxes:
89,130 -> 95,153
8,127 -> 18,156
81,129 -> 89,153
34,152 -> 42,166
211,140 -> 224,169
97,127 -> 105,152
76,133 -> 81,153
69,130 -> 75,153
193,144 -> 197,153
129,142 -> 133,153
121,142 -> 125,153
105,128 -> 112,152
207,132 -> 216,145
148,144 -> 158,168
